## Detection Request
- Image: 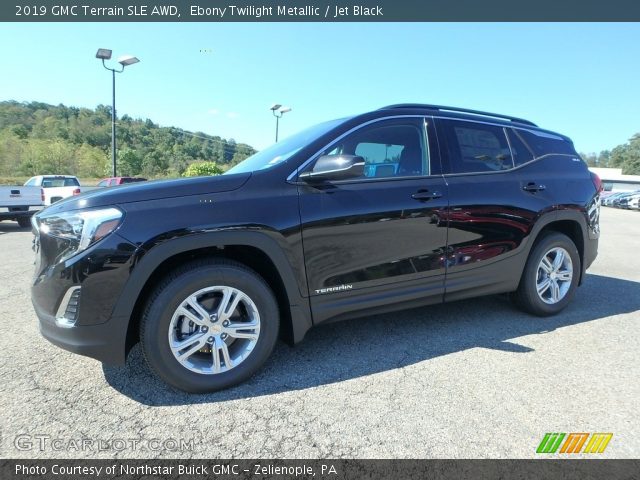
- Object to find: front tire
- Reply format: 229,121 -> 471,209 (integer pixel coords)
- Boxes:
513,233 -> 581,316
140,259 -> 279,393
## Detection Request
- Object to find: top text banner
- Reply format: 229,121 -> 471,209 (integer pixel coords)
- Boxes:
5,0 -> 640,21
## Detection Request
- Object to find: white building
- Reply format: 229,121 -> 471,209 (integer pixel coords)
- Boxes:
589,167 -> 640,192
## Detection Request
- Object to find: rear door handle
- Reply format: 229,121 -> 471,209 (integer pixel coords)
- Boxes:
412,190 -> 443,201
523,182 -> 546,193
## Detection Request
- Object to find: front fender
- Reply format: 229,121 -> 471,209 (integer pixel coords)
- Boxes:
111,229 -> 313,351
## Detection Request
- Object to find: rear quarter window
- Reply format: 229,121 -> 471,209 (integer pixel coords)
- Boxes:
518,129 -> 575,157
507,129 -> 535,166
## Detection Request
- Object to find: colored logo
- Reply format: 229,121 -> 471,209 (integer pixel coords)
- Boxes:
537,433 -> 613,454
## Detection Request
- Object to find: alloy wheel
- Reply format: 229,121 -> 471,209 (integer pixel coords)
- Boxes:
167,286 -> 261,374
536,247 -> 573,305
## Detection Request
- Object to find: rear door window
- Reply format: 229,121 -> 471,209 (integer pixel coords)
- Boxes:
438,119 -> 513,174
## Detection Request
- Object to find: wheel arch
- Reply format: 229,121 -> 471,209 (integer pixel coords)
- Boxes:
525,209 -> 588,286
112,231 -> 313,359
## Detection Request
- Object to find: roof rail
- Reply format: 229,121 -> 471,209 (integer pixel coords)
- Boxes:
379,104 -> 537,127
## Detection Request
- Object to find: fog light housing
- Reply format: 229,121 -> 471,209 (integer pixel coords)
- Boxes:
55,286 -> 81,328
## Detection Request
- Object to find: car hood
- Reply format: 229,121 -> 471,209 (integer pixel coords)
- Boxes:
41,173 -> 252,213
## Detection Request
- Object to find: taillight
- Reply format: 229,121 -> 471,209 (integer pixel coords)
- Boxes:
41,188 -> 45,202
72,188 -> 81,196
591,172 -> 603,193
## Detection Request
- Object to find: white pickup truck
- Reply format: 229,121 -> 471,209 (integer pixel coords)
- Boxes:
0,185 -> 43,227
24,175 -> 82,206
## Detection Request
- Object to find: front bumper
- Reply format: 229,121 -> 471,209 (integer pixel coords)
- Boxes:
34,300 -> 129,365
31,232 -> 138,365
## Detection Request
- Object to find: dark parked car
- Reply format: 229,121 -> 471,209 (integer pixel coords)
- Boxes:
602,191 -> 627,207
97,177 -> 147,187
31,104 -> 601,392
612,190 -> 640,209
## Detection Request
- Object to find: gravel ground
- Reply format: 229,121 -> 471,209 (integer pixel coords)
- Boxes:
0,207 -> 638,459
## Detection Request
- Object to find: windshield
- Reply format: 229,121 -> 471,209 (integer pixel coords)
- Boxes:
226,118 -> 346,174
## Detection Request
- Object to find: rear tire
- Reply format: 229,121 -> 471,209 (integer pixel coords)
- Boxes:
140,259 -> 279,393
17,217 -> 31,228
513,233 -> 580,316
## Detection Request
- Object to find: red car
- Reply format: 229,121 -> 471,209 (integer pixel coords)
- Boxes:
97,177 -> 147,187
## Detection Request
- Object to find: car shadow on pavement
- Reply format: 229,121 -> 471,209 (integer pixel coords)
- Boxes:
103,273 -> 640,405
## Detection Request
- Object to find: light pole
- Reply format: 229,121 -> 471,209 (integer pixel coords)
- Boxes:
96,48 -> 140,177
270,104 -> 292,142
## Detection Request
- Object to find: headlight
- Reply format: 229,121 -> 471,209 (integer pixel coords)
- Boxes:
35,207 -> 123,262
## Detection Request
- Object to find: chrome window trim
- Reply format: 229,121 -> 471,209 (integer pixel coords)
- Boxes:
503,126 -> 516,169
440,153 -> 579,178
423,117 -> 432,176
431,115 -> 565,140
286,114 -> 429,182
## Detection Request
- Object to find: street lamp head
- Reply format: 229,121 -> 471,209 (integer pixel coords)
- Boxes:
270,104 -> 282,111
95,48 -> 112,60
118,55 -> 140,67
279,106 -> 292,114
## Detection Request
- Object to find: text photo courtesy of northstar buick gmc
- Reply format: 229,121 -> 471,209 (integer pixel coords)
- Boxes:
30,104 -> 601,392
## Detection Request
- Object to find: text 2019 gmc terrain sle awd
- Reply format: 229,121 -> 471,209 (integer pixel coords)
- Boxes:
31,104 -> 601,392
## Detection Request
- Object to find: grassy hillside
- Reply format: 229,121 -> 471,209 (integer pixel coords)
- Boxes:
0,101 -> 255,180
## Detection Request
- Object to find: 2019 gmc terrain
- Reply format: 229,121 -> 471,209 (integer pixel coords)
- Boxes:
31,104 -> 601,392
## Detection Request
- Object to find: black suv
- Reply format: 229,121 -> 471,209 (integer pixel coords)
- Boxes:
31,104 -> 601,392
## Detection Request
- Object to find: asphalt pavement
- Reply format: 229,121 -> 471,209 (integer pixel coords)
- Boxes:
0,207 -> 638,459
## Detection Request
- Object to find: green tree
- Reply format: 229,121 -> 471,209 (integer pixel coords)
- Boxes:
609,134 -> 640,174
183,161 -> 224,177
118,149 -> 143,176
580,152 -> 597,167
0,131 -> 25,174
622,157 -> 640,175
76,144 -> 109,178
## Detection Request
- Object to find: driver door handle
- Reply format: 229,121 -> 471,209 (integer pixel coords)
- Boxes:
523,182 -> 546,192
412,190 -> 443,201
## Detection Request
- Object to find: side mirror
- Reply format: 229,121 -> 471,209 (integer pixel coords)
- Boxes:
299,154 -> 365,181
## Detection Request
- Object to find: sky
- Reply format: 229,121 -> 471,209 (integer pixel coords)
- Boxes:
0,22 -> 638,153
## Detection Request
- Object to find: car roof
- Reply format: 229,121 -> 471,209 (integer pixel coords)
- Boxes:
374,103 -> 571,141
379,103 -> 537,127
